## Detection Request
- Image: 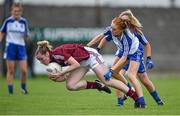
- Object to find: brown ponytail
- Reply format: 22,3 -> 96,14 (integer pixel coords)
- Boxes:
111,17 -> 130,31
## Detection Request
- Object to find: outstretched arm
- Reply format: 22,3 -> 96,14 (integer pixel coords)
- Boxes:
87,33 -> 104,47
111,56 -> 127,72
104,56 -> 127,81
97,38 -> 107,49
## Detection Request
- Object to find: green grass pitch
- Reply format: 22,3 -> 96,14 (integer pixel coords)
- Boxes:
0,75 -> 180,115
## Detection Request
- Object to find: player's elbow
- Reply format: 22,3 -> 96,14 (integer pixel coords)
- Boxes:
146,42 -> 151,47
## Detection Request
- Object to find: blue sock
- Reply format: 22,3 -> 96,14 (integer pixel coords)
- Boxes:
117,98 -> 124,106
8,85 -> 13,94
150,91 -> 161,103
137,96 -> 146,104
21,83 -> 26,90
127,82 -> 132,89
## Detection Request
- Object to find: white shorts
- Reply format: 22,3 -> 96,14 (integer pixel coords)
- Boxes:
80,47 -> 104,69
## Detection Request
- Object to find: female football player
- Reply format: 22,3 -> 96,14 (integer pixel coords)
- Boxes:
115,9 -> 164,106
103,17 -> 146,108
87,10 -> 164,107
88,17 -> 146,108
0,3 -> 29,94
35,40 -> 139,105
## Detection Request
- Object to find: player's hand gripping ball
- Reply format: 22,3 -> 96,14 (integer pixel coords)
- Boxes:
46,62 -> 66,82
46,62 -> 62,73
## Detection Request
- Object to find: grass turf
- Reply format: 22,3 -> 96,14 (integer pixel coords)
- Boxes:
0,75 -> 180,115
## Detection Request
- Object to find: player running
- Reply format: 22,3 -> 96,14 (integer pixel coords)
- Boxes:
104,17 -> 147,108
88,16 -> 146,108
115,9 -> 164,106
87,10 -> 164,107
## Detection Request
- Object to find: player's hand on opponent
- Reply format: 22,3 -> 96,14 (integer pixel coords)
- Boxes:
104,69 -> 113,81
146,56 -> 154,69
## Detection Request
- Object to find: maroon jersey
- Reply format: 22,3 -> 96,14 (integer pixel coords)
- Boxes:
49,44 -> 90,66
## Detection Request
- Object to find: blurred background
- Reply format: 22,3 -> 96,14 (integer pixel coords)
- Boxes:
0,0 -> 180,76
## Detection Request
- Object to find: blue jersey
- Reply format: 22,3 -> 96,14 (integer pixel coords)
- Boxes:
103,26 -> 143,56
103,26 -> 149,55
103,26 -> 148,73
134,32 -> 149,46
103,26 -> 123,51
0,16 -> 29,46
1,16 -> 29,60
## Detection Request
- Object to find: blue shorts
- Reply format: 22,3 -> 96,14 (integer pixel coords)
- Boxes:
123,60 -> 146,73
115,50 -> 145,73
127,50 -> 143,62
4,43 -> 27,60
116,50 -> 143,62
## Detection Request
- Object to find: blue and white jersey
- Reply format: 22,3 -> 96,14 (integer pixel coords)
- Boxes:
103,26 -> 142,56
0,16 -> 29,46
122,29 -> 140,55
103,26 -> 123,50
134,32 -> 149,46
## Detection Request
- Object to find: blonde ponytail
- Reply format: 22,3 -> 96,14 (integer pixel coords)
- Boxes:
36,40 -> 53,55
119,9 -> 143,34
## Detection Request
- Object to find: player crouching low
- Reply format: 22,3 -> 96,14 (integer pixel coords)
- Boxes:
35,40 -> 139,106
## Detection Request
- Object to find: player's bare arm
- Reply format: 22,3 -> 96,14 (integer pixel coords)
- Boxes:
60,56 -> 80,75
144,42 -> 152,57
87,33 -> 104,47
111,56 -> 127,73
48,57 -> 80,78
97,38 -> 107,49
0,32 -> 4,42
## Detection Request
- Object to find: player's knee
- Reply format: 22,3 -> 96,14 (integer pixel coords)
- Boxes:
21,69 -> 27,76
141,78 -> 152,87
7,68 -> 14,75
140,77 -> 147,84
138,74 -> 150,84
66,83 -> 76,91
127,72 -> 135,79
